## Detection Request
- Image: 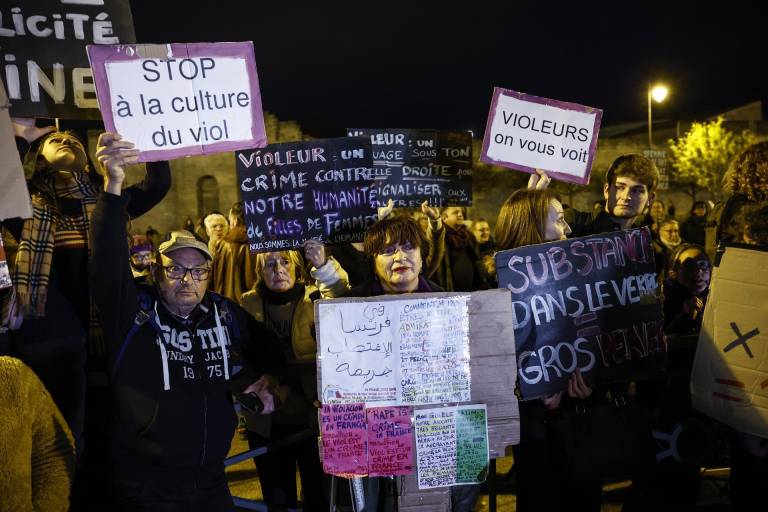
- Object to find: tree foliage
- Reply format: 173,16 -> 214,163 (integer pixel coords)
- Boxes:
668,117 -> 760,198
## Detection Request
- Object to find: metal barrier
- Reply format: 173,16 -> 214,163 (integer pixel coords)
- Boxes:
227,360 -> 318,511
225,427 -> 316,511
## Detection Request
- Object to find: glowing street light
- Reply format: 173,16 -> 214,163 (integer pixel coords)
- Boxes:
648,83 -> 669,148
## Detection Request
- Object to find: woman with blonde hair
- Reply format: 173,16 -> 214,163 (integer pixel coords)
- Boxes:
239,240 -> 348,511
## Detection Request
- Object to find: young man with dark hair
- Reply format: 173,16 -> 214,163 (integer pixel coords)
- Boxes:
531,155 -> 659,237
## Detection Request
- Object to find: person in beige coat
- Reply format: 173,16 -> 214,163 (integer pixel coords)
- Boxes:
0,356 -> 75,512
239,239 -> 348,511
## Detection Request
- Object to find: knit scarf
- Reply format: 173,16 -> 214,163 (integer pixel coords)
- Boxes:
13,171 -> 98,318
258,282 -> 306,305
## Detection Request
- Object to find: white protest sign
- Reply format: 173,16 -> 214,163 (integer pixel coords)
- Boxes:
87,42 -> 267,162
690,246 -> 768,438
0,78 -> 33,221
480,87 -> 603,185
414,404 -> 489,489
317,294 -> 471,406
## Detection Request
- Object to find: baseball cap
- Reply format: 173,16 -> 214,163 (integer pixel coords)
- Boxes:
129,234 -> 154,255
158,230 -> 212,260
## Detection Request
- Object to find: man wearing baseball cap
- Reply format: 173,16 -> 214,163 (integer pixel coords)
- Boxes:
128,234 -> 155,283
89,133 -> 283,511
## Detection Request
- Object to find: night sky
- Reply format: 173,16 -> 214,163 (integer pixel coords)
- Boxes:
131,1 -> 766,137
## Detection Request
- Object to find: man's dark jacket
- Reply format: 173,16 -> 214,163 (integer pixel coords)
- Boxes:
89,192 -> 282,482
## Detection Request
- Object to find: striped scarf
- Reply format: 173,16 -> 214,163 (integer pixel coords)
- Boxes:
13,171 -> 97,318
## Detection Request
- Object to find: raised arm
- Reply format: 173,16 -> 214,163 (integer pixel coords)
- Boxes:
89,133 -> 141,356
304,238 -> 350,298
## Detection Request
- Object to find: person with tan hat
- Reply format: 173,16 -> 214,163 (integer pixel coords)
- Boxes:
89,133 -> 283,511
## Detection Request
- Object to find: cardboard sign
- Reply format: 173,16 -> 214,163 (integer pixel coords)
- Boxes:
690,246 -> 768,438
2,0 -> 135,118
0,79 -> 32,221
481,88 -> 603,185
88,42 -> 267,162
495,227 -> 666,400
347,129 -> 473,207
414,405 -> 489,489
236,137 -> 377,253
317,294 -> 472,406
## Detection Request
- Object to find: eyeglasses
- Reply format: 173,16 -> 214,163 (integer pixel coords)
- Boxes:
131,253 -> 153,262
379,241 -> 416,256
162,265 -> 210,281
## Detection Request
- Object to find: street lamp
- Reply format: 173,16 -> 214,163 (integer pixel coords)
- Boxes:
647,83 -> 669,148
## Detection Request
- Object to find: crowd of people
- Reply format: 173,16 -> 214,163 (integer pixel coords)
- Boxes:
1,117 -> 767,512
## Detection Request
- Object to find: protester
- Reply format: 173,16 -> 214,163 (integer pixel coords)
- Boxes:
0,356 -> 76,512
681,200 -> 708,246
209,202 -> 257,302
663,244 -> 711,335
432,206 -> 488,292
3,119 -> 170,460
239,240 -> 349,511
89,133 -> 282,511
471,218 -> 494,257
204,212 -> 229,251
743,203 -> 768,245
623,245 -> 711,510
707,140 -> 768,261
538,155 -> 658,237
471,217 -> 496,287
145,225 -> 162,250
649,199 -> 666,235
128,234 -> 155,283
653,218 -> 682,279
327,200 -> 444,287
183,216 -> 196,233
340,214 -> 480,511
494,187 -> 599,512
715,142 -> 768,511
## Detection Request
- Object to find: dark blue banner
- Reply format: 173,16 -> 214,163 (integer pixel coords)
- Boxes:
347,129 -> 473,208
495,227 -> 666,400
236,137 -> 376,253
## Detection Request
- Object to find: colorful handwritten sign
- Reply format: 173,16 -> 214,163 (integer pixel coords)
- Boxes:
415,405 -> 489,489
481,88 -> 603,185
88,41 -> 266,161
691,246 -> 768,438
367,406 -> 414,476
317,294 -> 471,406
495,227 -> 666,399
320,403 -> 368,476
347,129 -> 473,207
237,137 -> 377,252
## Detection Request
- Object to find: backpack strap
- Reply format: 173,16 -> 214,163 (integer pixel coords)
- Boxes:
112,291 -> 161,381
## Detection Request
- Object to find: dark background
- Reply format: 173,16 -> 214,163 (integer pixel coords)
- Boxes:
130,0 -> 766,137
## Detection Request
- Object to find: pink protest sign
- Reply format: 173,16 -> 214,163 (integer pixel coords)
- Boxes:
320,403 -> 368,476
87,42 -> 267,162
367,406 -> 414,476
